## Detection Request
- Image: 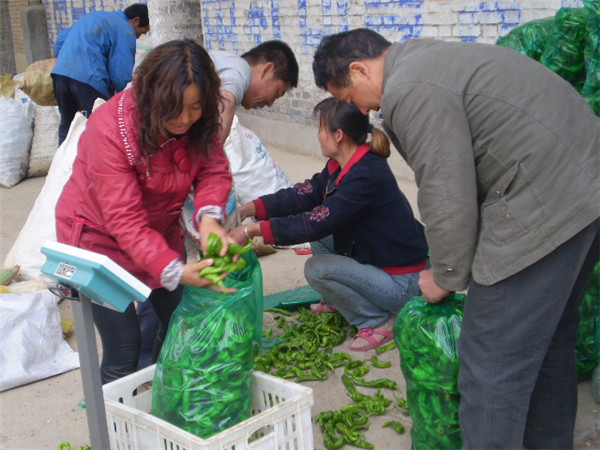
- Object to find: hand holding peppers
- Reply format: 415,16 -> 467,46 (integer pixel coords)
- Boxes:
196,232 -> 253,292
198,216 -> 232,257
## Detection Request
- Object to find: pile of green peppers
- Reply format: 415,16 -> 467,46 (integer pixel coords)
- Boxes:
255,307 -> 350,381
315,367 -> 408,449
576,261 -> 600,381
152,247 -> 257,439
199,232 -> 253,290
256,307 -> 408,449
394,294 -> 466,449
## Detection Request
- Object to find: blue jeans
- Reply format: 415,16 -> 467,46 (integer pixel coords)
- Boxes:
305,236 -> 421,329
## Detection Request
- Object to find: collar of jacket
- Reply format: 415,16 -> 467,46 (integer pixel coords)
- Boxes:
326,143 -> 371,186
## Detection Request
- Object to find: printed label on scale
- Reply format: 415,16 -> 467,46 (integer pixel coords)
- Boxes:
54,262 -> 76,279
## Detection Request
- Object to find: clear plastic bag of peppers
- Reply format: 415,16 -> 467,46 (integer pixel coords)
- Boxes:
576,260 -> 600,381
394,293 -> 466,449
151,243 -> 263,439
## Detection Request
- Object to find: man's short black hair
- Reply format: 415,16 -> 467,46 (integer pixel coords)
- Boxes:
242,41 -> 299,88
124,3 -> 149,27
313,28 -> 391,90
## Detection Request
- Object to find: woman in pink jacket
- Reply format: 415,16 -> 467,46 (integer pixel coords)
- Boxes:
55,40 -> 235,383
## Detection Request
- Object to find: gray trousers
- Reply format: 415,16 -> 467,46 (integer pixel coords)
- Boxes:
458,220 -> 599,449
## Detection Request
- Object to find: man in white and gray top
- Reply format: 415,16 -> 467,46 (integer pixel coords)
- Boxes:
210,41 -> 298,142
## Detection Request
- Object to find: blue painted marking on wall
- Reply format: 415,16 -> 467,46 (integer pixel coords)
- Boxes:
458,2 -> 522,41
561,0 -> 584,7
245,2 -> 269,44
364,0 -> 423,41
298,0 -> 349,54
271,0 -> 282,40
70,0 -> 88,21
47,0 -> 130,48
202,0 -> 239,51
364,0 -> 422,6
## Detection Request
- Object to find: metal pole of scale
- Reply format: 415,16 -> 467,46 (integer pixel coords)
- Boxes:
70,294 -> 111,449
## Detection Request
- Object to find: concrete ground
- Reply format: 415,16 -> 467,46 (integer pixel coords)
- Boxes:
1,144 -> 598,449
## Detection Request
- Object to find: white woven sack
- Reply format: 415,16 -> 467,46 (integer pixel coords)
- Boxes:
224,115 -> 292,205
0,95 -> 35,188
3,112 -> 87,281
27,105 -> 60,177
0,290 -> 79,391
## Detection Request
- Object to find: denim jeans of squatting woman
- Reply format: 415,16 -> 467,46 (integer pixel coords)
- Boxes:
305,236 -> 421,329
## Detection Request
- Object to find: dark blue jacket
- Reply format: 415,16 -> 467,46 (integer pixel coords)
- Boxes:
256,144 -> 428,270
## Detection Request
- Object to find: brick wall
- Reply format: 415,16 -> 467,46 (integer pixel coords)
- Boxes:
12,0 -> 585,160
43,0 -> 124,53
199,0 -> 582,128
35,0 -> 583,128
9,0 -> 28,53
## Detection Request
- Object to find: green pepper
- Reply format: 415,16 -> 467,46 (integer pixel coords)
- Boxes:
351,438 -> 375,449
204,232 -> 222,257
370,355 -> 391,368
349,375 -> 399,391
323,434 -> 345,450
229,241 -> 253,255
382,420 -> 405,434
198,265 -> 224,276
374,340 -> 396,354
264,307 -> 293,316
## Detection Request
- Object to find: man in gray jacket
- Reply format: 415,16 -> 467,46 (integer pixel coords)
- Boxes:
313,28 -> 599,448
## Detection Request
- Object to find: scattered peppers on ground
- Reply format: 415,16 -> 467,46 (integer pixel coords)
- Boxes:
58,443 -> 90,450
254,307 -> 409,449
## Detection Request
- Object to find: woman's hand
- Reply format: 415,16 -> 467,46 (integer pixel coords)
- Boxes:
180,259 -> 236,293
238,202 -> 257,222
228,222 -> 261,246
199,216 -> 235,257
229,225 -> 249,245
418,268 -> 451,303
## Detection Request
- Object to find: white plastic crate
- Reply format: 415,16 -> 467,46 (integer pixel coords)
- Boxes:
103,364 -> 314,450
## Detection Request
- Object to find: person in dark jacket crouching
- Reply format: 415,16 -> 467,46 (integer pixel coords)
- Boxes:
229,97 -> 428,351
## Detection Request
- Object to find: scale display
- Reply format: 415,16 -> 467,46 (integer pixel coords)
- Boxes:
41,241 -> 151,312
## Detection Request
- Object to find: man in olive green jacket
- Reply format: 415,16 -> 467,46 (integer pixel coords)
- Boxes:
314,28 -> 599,448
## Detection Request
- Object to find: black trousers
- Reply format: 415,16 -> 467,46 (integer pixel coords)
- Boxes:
89,286 -> 183,384
51,74 -> 108,145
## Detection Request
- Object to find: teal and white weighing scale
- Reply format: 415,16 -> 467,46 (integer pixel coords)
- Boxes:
41,241 -> 151,449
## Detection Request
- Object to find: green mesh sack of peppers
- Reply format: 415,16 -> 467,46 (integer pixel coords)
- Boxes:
539,7 -> 590,91
394,293 -> 465,449
581,0 -> 600,115
575,260 -> 600,381
497,2 -> 600,115
496,16 -> 555,60
151,234 -> 263,439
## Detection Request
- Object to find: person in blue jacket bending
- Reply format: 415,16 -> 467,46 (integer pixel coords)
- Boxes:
51,4 -> 150,144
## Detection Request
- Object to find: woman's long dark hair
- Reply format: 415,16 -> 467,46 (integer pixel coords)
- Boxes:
313,97 -> 390,157
134,39 -> 222,157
